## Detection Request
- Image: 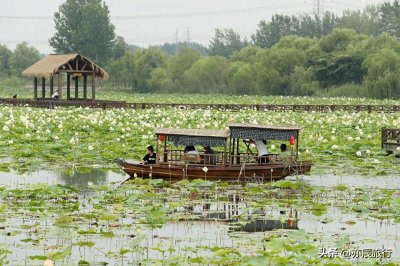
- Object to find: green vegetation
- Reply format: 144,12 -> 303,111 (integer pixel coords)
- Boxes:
0,96 -> 399,176
3,1 -> 400,98
0,179 -> 398,264
49,0 -> 115,64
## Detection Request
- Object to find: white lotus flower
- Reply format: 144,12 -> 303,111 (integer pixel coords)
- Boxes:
134,173 -> 138,178
270,144 -> 276,150
2,125 -> 9,132
202,167 -> 208,173
8,140 -> 13,144
88,145 -> 94,151
331,145 -> 339,150
355,137 -> 361,141
347,136 -> 354,141
43,259 -> 54,266
356,151 -> 362,157
373,159 -> 380,163
365,149 -> 371,155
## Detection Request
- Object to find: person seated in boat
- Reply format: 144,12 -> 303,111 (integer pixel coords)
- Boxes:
183,145 -> 201,163
248,139 -> 270,164
142,145 -> 156,164
51,91 -> 59,100
203,146 -> 216,165
277,144 -> 295,164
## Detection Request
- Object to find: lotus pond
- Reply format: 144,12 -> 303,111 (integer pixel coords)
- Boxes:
0,171 -> 400,265
0,94 -> 400,265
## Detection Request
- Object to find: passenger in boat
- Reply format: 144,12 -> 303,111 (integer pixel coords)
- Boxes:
248,139 -> 270,164
142,145 -> 156,164
51,91 -> 59,100
203,146 -> 216,165
277,144 -> 294,164
184,145 -> 196,153
184,145 -> 201,163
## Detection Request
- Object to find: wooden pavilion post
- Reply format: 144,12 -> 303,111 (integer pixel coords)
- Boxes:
163,136 -> 167,162
74,76 -> 79,99
83,75 -> 87,100
57,73 -> 62,100
228,137 -> 232,166
156,135 -> 159,164
296,130 -> 299,158
41,78 -> 45,99
50,76 -> 54,97
236,137 -> 240,164
67,74 -> 71,100
91,71 -> 96,101
34,77 -> 38,100
223,141 -> 227,165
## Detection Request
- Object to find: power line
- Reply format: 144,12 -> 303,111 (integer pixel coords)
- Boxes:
0,2 -> 307,21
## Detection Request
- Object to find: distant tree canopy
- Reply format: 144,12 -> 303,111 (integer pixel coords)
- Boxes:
4,0 -> 400,99
0,42 -> 40,77
49,0 -> 115,64
209,28 -> 248,57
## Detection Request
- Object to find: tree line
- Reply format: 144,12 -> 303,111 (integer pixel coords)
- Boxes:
2,0 -> 400,99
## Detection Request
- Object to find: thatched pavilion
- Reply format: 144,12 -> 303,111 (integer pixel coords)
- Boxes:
22,54 -> 109,101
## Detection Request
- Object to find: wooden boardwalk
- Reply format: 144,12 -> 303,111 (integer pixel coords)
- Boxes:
1,98 -> 400,113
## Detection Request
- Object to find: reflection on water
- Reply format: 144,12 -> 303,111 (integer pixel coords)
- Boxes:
0,168 -> 399,263
0,167 -> 127,188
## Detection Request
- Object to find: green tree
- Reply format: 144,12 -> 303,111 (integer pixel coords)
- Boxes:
111,36 -> 129,60
289,66 -> 319,95
148,67 -> 173,92
255,66 -> 281,95
169,48 -> 201,84
231,46 -> 263,62
49,0 -> 115,64
107,51 -> 135,89
134,47 -> 167,92
10,42 -> 40,76
230,64 -> 256,94
379,0 -> 400,39
363,48 -> 400,99
0,45 -> 12,76
209,28 -> 247,57
182,56 -> 227,93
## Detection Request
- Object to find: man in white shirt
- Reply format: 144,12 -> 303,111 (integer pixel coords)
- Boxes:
253,139 -> 269,164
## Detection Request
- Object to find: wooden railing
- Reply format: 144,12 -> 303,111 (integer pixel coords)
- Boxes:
1,98 -> 400,113
159,150 -> 286,166
382,128 -> 400,152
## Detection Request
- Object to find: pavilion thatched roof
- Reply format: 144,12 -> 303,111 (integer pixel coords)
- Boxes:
22,53 -> 109,80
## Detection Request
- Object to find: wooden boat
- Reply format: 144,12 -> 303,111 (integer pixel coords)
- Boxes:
116,123 -> 312,182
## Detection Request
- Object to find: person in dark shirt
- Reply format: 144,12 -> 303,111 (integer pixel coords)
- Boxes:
142,145 -> 156,164
203,146 -> 216,165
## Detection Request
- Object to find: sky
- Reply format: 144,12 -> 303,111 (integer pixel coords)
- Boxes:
0,0 -> 387,53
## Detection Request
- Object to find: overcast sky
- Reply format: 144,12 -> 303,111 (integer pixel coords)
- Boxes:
0,0 -> 387,53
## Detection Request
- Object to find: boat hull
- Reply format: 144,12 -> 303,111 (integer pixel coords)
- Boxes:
116,160 -> 312,182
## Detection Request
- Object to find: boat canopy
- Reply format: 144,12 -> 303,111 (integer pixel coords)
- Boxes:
156,128 -> 230,147
228,123 -> 301,140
